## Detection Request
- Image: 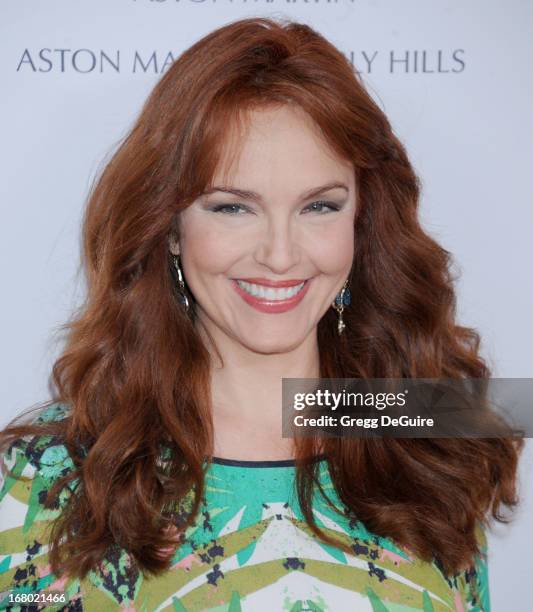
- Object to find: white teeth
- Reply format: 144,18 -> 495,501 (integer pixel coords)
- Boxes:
236,280 -> 305,300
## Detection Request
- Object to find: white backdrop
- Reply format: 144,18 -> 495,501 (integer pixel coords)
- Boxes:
1,1 -> 532,609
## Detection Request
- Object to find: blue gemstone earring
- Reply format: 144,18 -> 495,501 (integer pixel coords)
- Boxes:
332,279 -> 351,335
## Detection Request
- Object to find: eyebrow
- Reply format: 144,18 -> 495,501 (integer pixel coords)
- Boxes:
203,181 -> 349,202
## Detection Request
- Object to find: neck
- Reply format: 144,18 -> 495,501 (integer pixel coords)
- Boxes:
194,314 -> 320,459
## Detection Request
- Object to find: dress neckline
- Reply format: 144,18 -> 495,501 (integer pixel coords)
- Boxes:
208,454 -> 328,468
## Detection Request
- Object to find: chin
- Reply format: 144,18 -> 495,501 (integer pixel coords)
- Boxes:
241,334 -> 304,355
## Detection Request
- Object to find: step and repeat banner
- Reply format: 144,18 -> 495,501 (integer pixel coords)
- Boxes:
1,0 -> 532,608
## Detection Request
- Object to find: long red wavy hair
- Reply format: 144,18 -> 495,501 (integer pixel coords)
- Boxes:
1,16 -> 523,580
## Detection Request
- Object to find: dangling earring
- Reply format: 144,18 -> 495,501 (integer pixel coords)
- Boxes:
332,279 -> 351,336
172,254 -> 190,311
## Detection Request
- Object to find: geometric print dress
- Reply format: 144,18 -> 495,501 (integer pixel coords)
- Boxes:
0,403 -> 490,611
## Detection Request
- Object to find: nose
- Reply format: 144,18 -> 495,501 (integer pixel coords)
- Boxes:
253,215 -> 301,274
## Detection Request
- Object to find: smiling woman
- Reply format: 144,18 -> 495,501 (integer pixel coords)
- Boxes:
0,15 -> 523,612
169,103 -> 356,352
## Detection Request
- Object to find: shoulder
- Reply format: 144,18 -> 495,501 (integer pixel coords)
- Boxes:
0,401 -> 74,486
472,522 -> 490,611
455,522 -> 490,611
0,402 -> 76,596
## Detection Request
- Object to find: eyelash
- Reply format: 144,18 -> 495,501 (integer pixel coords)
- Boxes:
208,200 -> 341,215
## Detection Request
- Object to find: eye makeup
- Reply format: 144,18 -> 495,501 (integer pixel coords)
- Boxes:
203,199 -> 345,215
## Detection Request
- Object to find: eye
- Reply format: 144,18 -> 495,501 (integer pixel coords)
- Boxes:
302,200 -> 341,214
207,200 -> 341,215
208,203 -> 250,215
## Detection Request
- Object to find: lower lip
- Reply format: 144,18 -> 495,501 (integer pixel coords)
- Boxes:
231,279 -> 312,313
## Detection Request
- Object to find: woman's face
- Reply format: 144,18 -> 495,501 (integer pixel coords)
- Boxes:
170,104 -> 357,354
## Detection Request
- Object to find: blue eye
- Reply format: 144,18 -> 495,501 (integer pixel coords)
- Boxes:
208,200 -> 341,215
303,200 -> 341,214
209,203 -> 249,214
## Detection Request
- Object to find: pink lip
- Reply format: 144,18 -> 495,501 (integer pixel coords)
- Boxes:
231,278 -> 312,313
235,277 -> 308,288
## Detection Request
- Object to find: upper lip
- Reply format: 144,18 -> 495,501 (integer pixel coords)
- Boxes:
234,277 -> 308,288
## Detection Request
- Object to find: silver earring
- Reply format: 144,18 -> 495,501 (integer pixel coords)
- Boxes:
332,279 -> 351,336
172,254 -> 190,311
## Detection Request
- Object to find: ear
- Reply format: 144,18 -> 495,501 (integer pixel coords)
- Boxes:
168,234 -> 180,256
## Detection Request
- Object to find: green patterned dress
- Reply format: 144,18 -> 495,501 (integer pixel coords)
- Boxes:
0,403 -> 489,611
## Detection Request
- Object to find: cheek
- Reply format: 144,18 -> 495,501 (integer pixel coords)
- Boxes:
181,220 -> 243,273
305,221 -> 354,274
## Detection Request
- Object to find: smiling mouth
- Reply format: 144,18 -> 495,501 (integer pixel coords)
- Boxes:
235,279 -> 307,301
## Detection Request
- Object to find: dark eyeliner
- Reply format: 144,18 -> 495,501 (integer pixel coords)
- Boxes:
303,200 -> 342,213
207,203 -> 250,214
206,200 -> 342,214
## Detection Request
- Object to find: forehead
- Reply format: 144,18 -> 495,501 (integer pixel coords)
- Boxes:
211,104 -> 354,192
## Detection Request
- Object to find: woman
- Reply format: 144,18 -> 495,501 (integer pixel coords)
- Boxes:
0,16 -> 523,611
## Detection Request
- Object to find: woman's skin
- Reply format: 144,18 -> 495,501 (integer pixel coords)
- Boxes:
169,104 -> 357,460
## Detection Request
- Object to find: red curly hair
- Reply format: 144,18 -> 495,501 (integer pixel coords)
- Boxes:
0,16 -> 523,580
